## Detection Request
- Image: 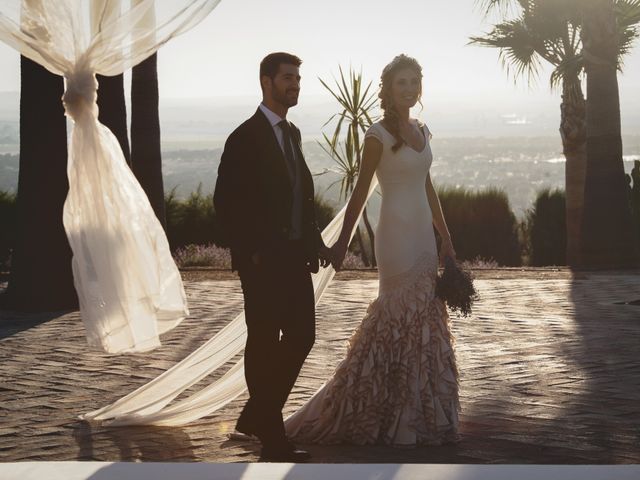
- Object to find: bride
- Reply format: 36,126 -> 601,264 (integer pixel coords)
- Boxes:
284,54 -> 460,445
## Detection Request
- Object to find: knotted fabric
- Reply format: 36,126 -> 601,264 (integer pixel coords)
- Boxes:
0,0 -> 222,352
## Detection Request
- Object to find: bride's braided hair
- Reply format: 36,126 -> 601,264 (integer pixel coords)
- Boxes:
379,54 -> 423,153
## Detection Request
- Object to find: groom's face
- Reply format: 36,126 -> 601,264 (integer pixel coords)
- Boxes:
264,63 -> 301,108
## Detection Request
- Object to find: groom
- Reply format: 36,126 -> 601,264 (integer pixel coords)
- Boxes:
214,52 -> 333,462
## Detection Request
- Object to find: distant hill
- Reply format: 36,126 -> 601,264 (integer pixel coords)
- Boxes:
2,136 -> 639,221
1,90 -> 639,138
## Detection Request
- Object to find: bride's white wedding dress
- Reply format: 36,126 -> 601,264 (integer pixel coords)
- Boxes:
284,121 -> 460,445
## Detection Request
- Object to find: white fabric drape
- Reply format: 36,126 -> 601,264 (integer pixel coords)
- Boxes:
83,179 -> 379,426
0,0 -> 378,425
0,0 -> 222,353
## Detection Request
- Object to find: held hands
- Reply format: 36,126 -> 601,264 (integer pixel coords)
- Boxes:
327,240 -> 348,271
318,244 -> 336,269
318,242 -> 347,271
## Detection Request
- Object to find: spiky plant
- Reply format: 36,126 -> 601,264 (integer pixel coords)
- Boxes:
317,66 -> 379,266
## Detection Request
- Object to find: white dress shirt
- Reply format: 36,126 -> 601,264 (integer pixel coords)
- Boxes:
259,103 -> 289,154
258,103 -> 303,240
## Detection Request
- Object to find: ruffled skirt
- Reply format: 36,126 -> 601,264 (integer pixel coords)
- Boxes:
284,251 -> 459,445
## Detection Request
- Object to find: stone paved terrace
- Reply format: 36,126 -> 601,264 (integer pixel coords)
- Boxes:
0,268 -> 639,464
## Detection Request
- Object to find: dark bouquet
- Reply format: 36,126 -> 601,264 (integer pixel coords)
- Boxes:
435,256 -> 478,317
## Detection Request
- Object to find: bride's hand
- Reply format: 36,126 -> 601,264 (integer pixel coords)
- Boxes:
439,238 -> 456,267
330,241 -> 348,271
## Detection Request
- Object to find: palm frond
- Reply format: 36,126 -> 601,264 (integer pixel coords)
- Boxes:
550,54 -> 583,90
319,65 -> 379,181
470,19 -> 544,85
615,0 -> 640,67
330,111 -> 347,150
615,0 -> 640,27
321,112 -> 339,129
475,0 -> 525,18
338,66 -> 356,112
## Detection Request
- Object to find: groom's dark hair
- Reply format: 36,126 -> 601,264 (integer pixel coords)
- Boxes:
260,52 -> 302,83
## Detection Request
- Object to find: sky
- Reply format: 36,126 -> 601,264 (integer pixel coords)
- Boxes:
0,0 -> 639,132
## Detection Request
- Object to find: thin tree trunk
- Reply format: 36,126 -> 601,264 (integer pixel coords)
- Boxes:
96,74 -> 131,166
131,53 -> 166,228
4,57 -> 77,310
580,0 -> 638,268
355,225 -> 370,267
560,77 -> 586,267
362,206 -> 376,267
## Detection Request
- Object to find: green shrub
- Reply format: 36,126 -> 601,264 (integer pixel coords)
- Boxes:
0,190 -> 16,269
314,193 -> 337,231
164,188 -> 337,254
524,188 -> 566,266
164,185 -> 222,250
437,186 -> 522,266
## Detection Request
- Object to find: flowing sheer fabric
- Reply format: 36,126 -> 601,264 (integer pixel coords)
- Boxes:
83,180 -> 379,426
0,0 -> 222,353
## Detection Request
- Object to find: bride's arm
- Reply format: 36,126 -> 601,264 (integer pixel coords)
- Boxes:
425,174 -> 456,262
331,136 -> 383,268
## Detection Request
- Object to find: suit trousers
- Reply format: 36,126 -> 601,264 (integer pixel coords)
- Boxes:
236,240 -> 316,445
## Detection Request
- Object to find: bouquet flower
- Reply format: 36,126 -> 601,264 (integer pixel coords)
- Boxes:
435,256 -> 478,317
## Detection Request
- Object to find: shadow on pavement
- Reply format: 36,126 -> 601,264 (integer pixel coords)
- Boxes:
0,306 -> 71,340
73,421 -> 197,462
458,270 -> 640,463
565,270 -> 640,462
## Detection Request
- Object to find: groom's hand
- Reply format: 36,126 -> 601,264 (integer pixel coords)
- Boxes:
318,245 -> 334,269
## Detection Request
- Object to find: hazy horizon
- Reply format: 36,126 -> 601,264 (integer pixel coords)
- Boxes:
0,90 -> 639,142
0,0 -> 639,138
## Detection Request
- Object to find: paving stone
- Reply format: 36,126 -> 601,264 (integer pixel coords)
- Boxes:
0,269 -> 639,463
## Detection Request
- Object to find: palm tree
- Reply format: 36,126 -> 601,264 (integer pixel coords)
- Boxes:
318,67 -> 378,266
470,0 -> 640,267
131,52 -> 166,229
3,57 -> 77,310
581,0 -> 638,267
97,74 -> 131,166
129,0 -> 165,229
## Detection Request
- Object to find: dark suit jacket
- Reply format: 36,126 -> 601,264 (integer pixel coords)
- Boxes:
214,108 -> 326,273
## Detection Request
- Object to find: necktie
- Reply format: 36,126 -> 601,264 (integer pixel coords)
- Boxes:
278,120 -> 297,181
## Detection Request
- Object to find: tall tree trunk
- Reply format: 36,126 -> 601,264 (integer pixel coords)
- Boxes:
131,53 -> 166,228
96,74 -> 131,166
580,0 -> 638,268
4,57 -> 77,310
560,77 -> 587,267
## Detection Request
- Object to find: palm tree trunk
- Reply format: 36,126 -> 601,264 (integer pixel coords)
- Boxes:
131,53 -> 166,229
580,0 -> 638,268
560,77 -> 587,267
97,74 -> 131,166
362,206 -> 376,267
4,57 -> 77,310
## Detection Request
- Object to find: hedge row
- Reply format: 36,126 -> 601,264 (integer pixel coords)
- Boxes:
0,186 -> 583,269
